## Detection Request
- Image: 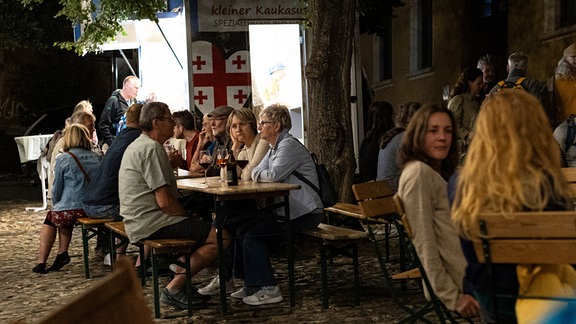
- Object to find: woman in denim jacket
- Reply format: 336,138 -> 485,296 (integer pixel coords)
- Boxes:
33,124 -> 100,274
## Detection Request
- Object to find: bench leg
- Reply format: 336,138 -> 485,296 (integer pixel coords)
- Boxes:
320,243 -> 329,309
352,243 -> 360,305
109,231 -> 116,271
81,226 -> 91,279
151,251 -> 161,318
138,243 -> 146,287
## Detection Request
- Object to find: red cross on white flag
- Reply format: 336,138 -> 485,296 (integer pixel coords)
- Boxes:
192,41 -> 251,112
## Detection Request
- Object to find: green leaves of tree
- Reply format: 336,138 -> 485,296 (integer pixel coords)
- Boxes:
19,0 -> 166,54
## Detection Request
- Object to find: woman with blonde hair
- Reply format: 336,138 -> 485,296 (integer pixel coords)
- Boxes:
451,90 -> 572,323
227,107 -> 269,180
32,124 -> 100,274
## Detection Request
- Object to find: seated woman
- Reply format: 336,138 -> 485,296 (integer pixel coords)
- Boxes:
359,101 -> 395,182
33,124 -> 101,274
396,104 -> 479,317
228,107 -> 270,180
376,101 -> 422,191
232,104 -> 323,306
451,90 -> 573,323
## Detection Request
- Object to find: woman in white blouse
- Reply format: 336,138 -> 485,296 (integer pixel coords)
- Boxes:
227,108 -> 269,180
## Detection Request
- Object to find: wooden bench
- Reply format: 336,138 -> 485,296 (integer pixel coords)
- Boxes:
472,210 -> 576,322
76,217 -> 115,279
105,221 -> 146,286
300,223 -> 368,308
141,238 -> 197,318
37,257 -> 153,324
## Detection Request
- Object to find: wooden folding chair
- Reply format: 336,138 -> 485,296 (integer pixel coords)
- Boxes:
473,210 -> 576,322
393,195 -> 471,323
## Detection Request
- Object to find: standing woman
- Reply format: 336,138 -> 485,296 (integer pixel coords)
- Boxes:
447,67 -> 484,163
227,108 -> 269,180
232,104 -> 323,306
397,104 -> 479,317
33,124 -> 100,273
451,91 -> 573,323
359,101 -> 395,181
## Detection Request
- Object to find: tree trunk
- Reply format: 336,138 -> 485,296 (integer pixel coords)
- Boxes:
306,0 -> 357,202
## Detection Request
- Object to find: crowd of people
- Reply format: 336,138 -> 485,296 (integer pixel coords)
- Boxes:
32,77 -> 323,309
360,45 -> 576,323
31,44 -> 576,321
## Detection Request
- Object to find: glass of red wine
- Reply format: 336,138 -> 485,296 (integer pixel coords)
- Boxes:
236,147 -> 249,181
199,150 -> 213,184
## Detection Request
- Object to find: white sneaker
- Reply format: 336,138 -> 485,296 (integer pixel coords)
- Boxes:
230,287 -> 248,299
169,264 -> 178,273
103,253 -> 111,266
198,276 -> 235,296
242,286 -> 283,306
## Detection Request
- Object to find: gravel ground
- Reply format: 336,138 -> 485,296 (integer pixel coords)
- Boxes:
0,174 -> 477,323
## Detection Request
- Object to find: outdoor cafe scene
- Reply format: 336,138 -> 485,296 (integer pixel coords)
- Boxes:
5,1 -> 576,324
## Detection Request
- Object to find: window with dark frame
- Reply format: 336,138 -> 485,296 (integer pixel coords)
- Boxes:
378,15 -> 392,81
415,0 -> 433,71
560,0 -> 576,28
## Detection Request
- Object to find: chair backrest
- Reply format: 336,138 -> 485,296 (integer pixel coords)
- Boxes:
561,168 -> 576,197
473,211 -> 576,264
352,180 -> 398,219
38,257 -> 154,324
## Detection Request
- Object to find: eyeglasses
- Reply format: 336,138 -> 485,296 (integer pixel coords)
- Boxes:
258,121 -> 275,127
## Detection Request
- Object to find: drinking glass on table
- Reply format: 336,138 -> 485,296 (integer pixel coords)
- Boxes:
236,147 -> 249,181
199,150 -> 213,184
216,148 -> 228,182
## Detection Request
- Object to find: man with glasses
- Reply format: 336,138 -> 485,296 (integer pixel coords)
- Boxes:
119,101 -> 229,309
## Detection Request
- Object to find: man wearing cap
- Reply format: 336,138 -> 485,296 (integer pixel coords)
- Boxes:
206,105 -> 234,176
542,44 -> 576,128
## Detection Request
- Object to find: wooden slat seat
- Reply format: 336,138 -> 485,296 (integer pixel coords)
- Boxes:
300,223 -> 367,308
77,217 -> 115,226
391,268 -> 421,280
142,238 -> 197,254
141,237 -> 197,318
300,223 -> 368,241
76,217 -> 115,279
325,202 -> 363,218
104,221 -> 146,286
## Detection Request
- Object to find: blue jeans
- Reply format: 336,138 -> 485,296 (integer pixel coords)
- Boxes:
233,212 -> 322,288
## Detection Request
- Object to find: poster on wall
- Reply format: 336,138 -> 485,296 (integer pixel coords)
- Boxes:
189,0 -> 305,114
